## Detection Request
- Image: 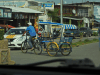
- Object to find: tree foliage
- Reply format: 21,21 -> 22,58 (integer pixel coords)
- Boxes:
47,8 -> 60,22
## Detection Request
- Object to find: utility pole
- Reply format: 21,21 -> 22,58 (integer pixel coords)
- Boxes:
60,0 -> 63,37
60,0 -> 63,24
3,0 -> 4,6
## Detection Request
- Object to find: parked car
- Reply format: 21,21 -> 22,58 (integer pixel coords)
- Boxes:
63,29 -> 80,39
79,27 -> 92,37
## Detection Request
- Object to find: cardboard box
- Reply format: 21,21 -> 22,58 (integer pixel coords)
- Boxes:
42,32 -> 50,37
0,39 -> 8,49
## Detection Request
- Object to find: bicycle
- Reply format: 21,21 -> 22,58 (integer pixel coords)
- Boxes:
21,31 -> 42,55
36,32 -> 59,56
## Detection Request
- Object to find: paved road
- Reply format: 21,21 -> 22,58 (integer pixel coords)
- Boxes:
10,42 -> 100,67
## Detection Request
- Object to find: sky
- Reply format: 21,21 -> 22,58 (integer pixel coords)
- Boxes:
35,0 -> 100,4
0,0 -> 100,4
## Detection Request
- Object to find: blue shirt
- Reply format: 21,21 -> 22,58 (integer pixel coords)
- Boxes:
26,26 -> 36,36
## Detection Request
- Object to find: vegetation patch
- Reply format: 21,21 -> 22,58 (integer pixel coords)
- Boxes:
0,29 -> 4,40
71,38 -> 99,48
92,32 -> 98,36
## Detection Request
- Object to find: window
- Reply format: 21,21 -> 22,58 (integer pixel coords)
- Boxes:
70,8 -> 72,13
65,7 -> 67,13
5,29 -> 25,35
67,8 -> 69,13
63,8 -> 67,13
80,28 -> 87,31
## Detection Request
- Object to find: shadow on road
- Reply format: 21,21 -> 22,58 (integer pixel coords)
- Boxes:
10,48 -> 21,50
39,52 -> 70,57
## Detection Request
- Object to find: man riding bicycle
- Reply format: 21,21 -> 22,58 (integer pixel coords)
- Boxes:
22,22 -> 36,51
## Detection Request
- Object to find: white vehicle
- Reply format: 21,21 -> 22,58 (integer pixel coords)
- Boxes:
4,27 -> 38,49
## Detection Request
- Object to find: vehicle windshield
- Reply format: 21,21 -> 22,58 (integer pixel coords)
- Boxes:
92,30 -> 98,32
80,28 -> 87,31
5,29 -> 25,35
69,29 -> 78,31
2,0 -> 100,69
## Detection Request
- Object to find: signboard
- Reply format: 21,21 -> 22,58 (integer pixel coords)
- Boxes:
4,9 -> 12,13
39,16 -> 44,22
0,8 -> 12,18
46,17 -> 52,22
41,3 -> 54,11
39,15 -> 52,22
84,18 -> 89,23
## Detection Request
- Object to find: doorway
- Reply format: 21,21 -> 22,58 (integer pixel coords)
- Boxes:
30,19 -> 34,26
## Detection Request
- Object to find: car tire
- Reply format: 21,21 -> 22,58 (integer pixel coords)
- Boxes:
89,34 -> 91,37
85,34 -> 88,37
73,35 -> 76,39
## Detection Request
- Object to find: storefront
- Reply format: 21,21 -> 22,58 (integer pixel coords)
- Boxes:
0,7 -> 12,24
0,6 -> 44,28
0,7 -> 12,32
12,13 -> 37,27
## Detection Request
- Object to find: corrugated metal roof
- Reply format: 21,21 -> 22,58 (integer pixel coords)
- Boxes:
0,6 -> 44,13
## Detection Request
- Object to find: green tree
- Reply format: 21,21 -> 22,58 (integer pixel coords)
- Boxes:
47,8 -> 60,22
80,21 -> 84,27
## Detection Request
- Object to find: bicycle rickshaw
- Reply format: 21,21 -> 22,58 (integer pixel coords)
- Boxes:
36,22 -> 73,56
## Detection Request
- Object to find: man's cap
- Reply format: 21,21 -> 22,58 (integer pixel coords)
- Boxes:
27,22 -> 32,25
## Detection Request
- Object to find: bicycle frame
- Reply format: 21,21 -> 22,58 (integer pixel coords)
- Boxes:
22,30 -> 33,48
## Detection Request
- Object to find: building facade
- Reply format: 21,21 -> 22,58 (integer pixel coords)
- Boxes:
66,1 -> 100,28
55,4 -> 91,28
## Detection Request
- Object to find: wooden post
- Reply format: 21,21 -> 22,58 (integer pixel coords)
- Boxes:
0,39 -> 15,65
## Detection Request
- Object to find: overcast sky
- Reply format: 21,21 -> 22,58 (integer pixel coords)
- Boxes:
0,0 -> 100,4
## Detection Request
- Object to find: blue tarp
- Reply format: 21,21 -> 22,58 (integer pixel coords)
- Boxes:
64,24 -> 77,29
39,21 -> 51,24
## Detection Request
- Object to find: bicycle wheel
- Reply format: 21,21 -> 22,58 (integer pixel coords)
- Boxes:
60,43 -> 71,56
47,42 -> 59,56
34,42 -> 42,55
21,41 -> 28,53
